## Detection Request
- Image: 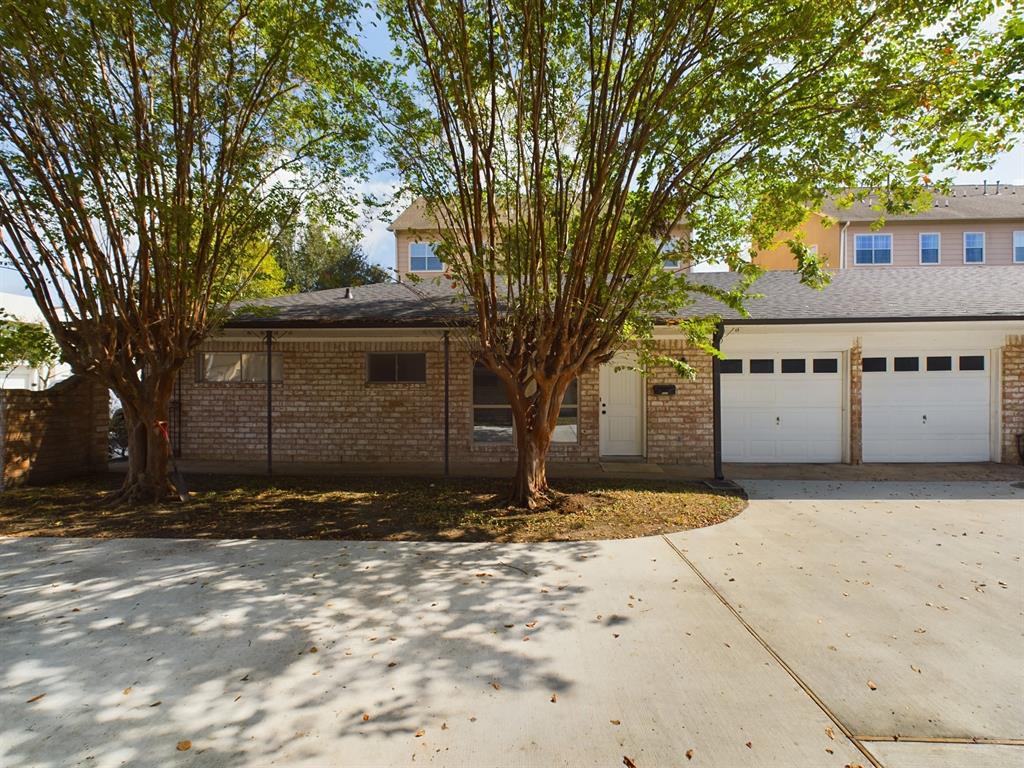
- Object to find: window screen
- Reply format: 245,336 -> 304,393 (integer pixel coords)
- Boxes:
367,353 -> 427,383
200,352 -> 282,382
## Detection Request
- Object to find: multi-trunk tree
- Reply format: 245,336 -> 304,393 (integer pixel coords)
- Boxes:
382,0 -> 1023,506
0,0 -> 375,501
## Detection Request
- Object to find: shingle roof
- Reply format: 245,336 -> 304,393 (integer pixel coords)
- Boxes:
225,266 -> 1024,328
820,184 -> 1024,222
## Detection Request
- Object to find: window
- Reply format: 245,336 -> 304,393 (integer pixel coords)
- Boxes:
854,233 -> 892,265
663,258 -> 681,269
862,357 -> 886,372
749,359 -> 774,374
959,355 -> 985,371
894,356 -> 919,372
663,238 -> 683,269
926,356 -> 952,371
200,352 -> 282,382
919,233 -> 940,264
367,353 -> 427,383
409,241 -> 443,271
720,359 -> 743,374
813,358 -> 839,373
1014,232 -> 1024,264
472,362 -> 578,444
781,358 -> 806,374
964,232 -> 985,263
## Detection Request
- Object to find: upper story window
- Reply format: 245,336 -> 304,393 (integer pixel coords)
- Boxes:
919,233 -> 940,264
963,232 -> 985,263
662,238 -> 684,269
200,352 -> 282,383
409,242 -> 443,272
1014,231 -> 1024,263
854,234 -> 892,265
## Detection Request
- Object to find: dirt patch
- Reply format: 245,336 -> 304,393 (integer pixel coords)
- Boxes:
0,473 -> 746,542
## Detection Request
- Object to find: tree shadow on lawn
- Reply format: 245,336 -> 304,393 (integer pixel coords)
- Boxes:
0,535 -> 604,767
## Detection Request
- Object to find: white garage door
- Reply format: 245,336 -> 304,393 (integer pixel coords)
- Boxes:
862,352 -> 990,462
722,354 -> 843,462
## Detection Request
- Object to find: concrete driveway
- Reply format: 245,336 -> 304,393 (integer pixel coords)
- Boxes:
1,479 -> 1021,767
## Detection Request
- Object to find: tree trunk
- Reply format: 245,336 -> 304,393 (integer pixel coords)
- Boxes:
510,422 -> 553,508
113,375 -> 178,504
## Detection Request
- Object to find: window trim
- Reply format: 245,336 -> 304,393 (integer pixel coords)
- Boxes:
408,241 -> 445,272
1013,231 -> 1024,264
919,232 -> 941,265
365,352 -> 428,384
963,231 -> 985,264
853,233 -> 892,265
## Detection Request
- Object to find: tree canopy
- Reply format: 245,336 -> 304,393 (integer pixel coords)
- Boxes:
276,220 -> 391,291
381,0 -> 1023,505
0,0 -> 378,500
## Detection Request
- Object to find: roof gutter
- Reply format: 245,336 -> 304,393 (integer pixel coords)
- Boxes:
720,314 -> 1024,326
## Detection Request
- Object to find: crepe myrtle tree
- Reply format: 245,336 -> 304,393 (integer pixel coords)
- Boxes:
0,0 -> 377,501
381,0 -> 1023,507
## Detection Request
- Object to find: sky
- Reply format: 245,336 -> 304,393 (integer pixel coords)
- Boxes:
354,13 -> 1024,273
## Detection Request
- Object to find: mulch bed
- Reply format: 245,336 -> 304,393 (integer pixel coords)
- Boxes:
0,473 -> 746,542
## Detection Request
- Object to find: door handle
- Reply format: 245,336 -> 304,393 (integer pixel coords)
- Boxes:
776,416 -> 780,426
922,414 -> 927,424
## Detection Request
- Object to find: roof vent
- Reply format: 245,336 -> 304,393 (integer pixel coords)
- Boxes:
343,287 -> 354,299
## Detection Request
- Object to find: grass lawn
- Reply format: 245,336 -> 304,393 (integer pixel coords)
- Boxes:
0,473 -> 745,542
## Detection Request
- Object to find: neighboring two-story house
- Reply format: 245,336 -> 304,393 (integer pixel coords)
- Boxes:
756,183 -> 1024,270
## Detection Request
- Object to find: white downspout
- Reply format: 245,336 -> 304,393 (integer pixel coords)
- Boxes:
839,221 -> 851,269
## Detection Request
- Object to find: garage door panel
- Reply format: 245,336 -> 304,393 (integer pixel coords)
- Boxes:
861,351 -> 990,462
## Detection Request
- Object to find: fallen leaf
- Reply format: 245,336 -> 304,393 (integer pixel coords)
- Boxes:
441,722 -> 448,730
826,747 -> 834,754
550,693 -> 557,703
309,646 -> 318,654
525,621 -> 537,628
745,741 -> 752,748
685,749 -> 694,760
362,713 -> 370,722
522,636 -> 530,642
176,740 -> 192,752
25,693 -> 45,704
623,757 -> 637,768
825,726 -> 834,740
867,680 -> 877,690
149,701 -> 162,707
490,681 -> 501,690
414,728 -> 425,738
610,719 -> 621,725
234,696 -> 241,702
911,665 -> 921,674
388,662 -> 397,668
914,627 -> 927,634
122,687 -> 132,695
503,624 -> 514,628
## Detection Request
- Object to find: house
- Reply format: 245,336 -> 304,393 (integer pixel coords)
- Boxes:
171,255 -> 1024,474
0,257 -> 71,390
755,184 -> 1024,270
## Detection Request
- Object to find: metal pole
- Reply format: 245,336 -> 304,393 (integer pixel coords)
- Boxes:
712,322 -> 724,481
443,330 -> 450,476
266,330 -> 273,477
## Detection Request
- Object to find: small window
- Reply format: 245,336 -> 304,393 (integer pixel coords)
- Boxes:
663,258 -> 681,269
920,233 -> 940,264
409,241 -> 444,271
926,356 -> 952,371
749,359 -> 774,374
781,358 -> 806,374
959,355 -> 985,371
964,232 -> 985,263
471,362 -> 578,444
813,358 -> 839,373
367,352 -> 427,383
552,380 -> 579,443
1014,231 -> 1024,264
894,356 -> 919,372
862,357 -> 886,372
720,359 -> 743,374
854,233 -> 892,265
200,352 -> 282,382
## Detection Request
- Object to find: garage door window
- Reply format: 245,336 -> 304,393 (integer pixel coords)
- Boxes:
749,359 -> 774,374
959,355 -> 985,371
720,359 -> 742,374
813,358 -> 839,373
781,358 -> 806,373
862,357 -> 886,372
926,356 -> 952,371
893,357 -> 919,372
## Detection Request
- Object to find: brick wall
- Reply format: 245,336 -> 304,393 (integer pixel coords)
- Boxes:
1002,336 -> 1024,465
1,375 -> 109,489
849,340 -> 862,465
177,336 -> 715,469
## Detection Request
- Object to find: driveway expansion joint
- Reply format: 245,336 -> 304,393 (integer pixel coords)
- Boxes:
661,534 -> 885,768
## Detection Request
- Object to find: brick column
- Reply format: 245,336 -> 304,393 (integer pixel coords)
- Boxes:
849,340 -> 862,465
1002,336 -> 1024,465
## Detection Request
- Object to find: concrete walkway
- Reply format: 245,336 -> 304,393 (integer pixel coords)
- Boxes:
2,479 -> 1022,767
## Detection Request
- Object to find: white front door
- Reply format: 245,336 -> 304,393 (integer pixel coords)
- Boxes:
600,360 -> 643,456
722,354 -> 844,462
862,351 -> 991,462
